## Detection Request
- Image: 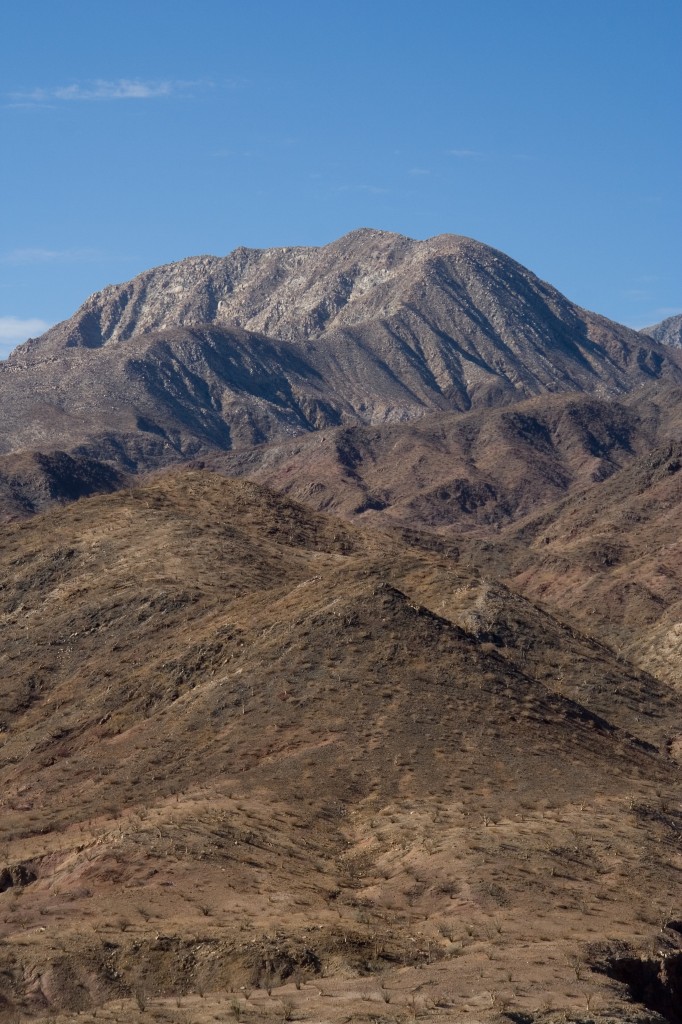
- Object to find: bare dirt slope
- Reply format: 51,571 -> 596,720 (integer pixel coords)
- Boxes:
0,470 -> 681,1023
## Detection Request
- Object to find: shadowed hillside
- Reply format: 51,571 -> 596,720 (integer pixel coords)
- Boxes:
209,384 -> 682,691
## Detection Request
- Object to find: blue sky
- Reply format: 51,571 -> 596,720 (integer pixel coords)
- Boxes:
1,0 -> 680,357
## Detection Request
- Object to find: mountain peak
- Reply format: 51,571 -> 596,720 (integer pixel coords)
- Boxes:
641,312 -> 682,348
5,229 -> 557,361
2,230 -> 680,471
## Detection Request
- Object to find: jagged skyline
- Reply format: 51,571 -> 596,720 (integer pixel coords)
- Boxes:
1,0 -> 680,357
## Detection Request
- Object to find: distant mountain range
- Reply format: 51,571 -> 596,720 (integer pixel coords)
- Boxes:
3,230 -> 680,474
642,312 -> 682,348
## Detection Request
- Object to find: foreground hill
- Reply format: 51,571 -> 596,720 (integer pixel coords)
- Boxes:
2,231 -> 680,471
0,470 -> 680,1023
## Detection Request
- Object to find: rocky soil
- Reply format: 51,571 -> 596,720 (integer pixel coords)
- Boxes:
0,472 -> 681,1023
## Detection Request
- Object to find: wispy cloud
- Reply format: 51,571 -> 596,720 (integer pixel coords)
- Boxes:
0,316 -> 52,359
447,148 -> 484,158
2,247 -> 103,265
7,78 -> 199,106
55,79 -> 173,100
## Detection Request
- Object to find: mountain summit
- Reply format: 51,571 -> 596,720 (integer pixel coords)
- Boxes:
3,230 -> 680,469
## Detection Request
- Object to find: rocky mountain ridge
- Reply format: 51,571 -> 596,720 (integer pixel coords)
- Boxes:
3,230 -> 681,475
642,312 -> 682,348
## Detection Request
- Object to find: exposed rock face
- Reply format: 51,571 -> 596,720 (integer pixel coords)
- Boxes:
3,230 -> 680,469
642,312 -> 682,348
0,325 -> 346,468
13,229 -> 417,353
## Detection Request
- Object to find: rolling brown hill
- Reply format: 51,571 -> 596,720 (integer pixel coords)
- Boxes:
208,384 -> 682,692
2,231 -> 680,474
0,470 -> 681,1023
210,389 -> 659,527
504,432 -> 682,691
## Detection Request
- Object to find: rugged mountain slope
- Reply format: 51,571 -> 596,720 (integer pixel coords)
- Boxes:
211,390 -> 657,526
8,229 -> 658,368
2,231 -> 680,473
0,324 -> 346,469
642,312 -> 682,348
0,470 -> 680,1023
209,384 -> 682,690
0,450 -> 125,520
504,433 -> 682,690
3,233 -> 682,1023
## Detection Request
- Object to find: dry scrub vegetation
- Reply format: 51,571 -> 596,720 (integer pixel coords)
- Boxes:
0,470 -> 680,1023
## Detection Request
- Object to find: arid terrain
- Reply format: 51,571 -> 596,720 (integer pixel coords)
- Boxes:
0,232 -> 680,1023
2,231 -> 680,473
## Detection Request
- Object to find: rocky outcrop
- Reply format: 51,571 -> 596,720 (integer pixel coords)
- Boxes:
642,312 -> 682,348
